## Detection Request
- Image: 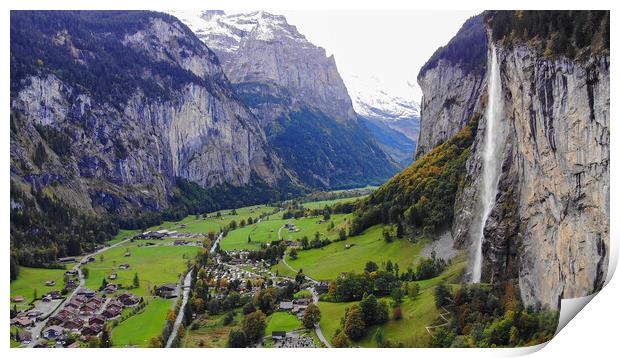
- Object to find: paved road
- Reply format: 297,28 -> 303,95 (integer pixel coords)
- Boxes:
27,237 -> 132,347
165,269 -> 193,348
210,232 -> 224,254
276,227 -> 328,348
308,286 -> 332,348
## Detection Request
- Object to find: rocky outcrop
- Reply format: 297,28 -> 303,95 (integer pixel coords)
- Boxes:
415,15 -> 487,159
10,11 -> 285,216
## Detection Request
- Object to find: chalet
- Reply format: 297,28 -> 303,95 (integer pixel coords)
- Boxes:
73,294 -> 87,303
76,288 -> 96,298
33,339 -> 48,348
65,279 -> 78,289
88,256 -> 95,262
63,317 -> 85,330
293,298 -> 311,306
119,263 -> 131,270
10,316 -> 33,327
118,292 -> 141,306
42,295 -> 51,302
49,291 -> 62,299
103,284 -> 118,294
59,257 -> 77,263
279,301 -> 293,310
65,269 -> 78,276
174,240 -> 189,246
81,323 -> 103,337
26,310 -> 43,319
80,302 -> 99,315
43,325 -> 64,340
49,310 -> 73,325
124,251 -> 131,257
107,300 -> 124,311
65,300 -> 80,310
45,280 -> 56,286
156,283 -> 177,298
16,330 -> 32,344
102,306 -> 121,319
11,295 -> 24,302
108,273 -> 118,280
88,296 -> 105,306
89,315 -> 106,326
272,331 -> 286,341
316,282 -> 330,294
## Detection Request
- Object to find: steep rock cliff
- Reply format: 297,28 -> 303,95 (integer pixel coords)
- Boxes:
419,11 -> 609,309
10,11 -> 285,217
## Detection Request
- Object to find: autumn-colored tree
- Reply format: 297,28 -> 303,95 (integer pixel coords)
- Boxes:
302,303 -> 321,329
343,305 -> 365,340
242,310 -> 267,343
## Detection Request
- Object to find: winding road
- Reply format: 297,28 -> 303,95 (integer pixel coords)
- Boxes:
278,223 -> 330,347
165,269 -> 193,348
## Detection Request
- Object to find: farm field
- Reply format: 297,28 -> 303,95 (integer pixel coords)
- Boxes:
277,225 -> 428,281
10,266 -> 67,309
300,196 -> 366,210
280,214 -> 352,242
146,205 -> 280,235
111,298 -> 172,347
83,243 -> 199,296
220,218 -> 288,251
182,310 -> 244,348
266,311 -> 302,334
317,255 -> 467,347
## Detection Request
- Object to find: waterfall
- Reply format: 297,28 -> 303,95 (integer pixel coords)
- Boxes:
472,45 -> 504,283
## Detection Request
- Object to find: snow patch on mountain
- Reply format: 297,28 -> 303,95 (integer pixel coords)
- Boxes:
346,75 -> 420,121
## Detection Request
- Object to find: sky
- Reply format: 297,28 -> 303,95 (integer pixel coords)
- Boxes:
280,10 -> 480,104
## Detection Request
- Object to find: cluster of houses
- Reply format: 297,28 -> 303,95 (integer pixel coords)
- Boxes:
133,229 -> 207,241
44,290 -> 142,341
284,222 -> 300,233
278,298 -> 312,320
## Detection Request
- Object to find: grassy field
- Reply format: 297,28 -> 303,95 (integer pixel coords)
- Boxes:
10,266 -> 67,309
182,310 -> 244,348
266,311 -> 302,334
146,205 -> 280,235
111,298 -> 171,347
317,255 -> 467,347
301,196 -> 366,210
278,225 -> 427,280
83,244 -> 199,296
107,229 -> 141,245
220,218 -> 288,251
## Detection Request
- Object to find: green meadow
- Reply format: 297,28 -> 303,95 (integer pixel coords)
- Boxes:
83,244 -> 199,296
318,255 -> 467,347
111,298 -> 172,347
266,311 -> 302,333
10,266 -> 67,309
182,310 -> 244,348
279,225 -> 427,281
301,196 -> 366,210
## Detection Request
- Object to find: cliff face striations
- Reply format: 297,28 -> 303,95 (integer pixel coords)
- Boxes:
417,11 -> 609,309
10,11 -> 285,217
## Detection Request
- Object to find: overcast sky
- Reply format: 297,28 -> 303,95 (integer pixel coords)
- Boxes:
280,10 -> 480,103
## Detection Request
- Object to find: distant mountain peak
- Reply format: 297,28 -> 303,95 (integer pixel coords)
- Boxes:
347,75 -> 420,121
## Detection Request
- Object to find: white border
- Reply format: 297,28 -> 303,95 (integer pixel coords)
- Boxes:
3,1 -> 617,357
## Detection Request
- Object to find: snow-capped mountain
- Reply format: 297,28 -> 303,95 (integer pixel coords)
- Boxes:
347,75 -> 420,121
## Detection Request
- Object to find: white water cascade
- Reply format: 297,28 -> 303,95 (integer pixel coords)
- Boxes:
472,45 -> 505,283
